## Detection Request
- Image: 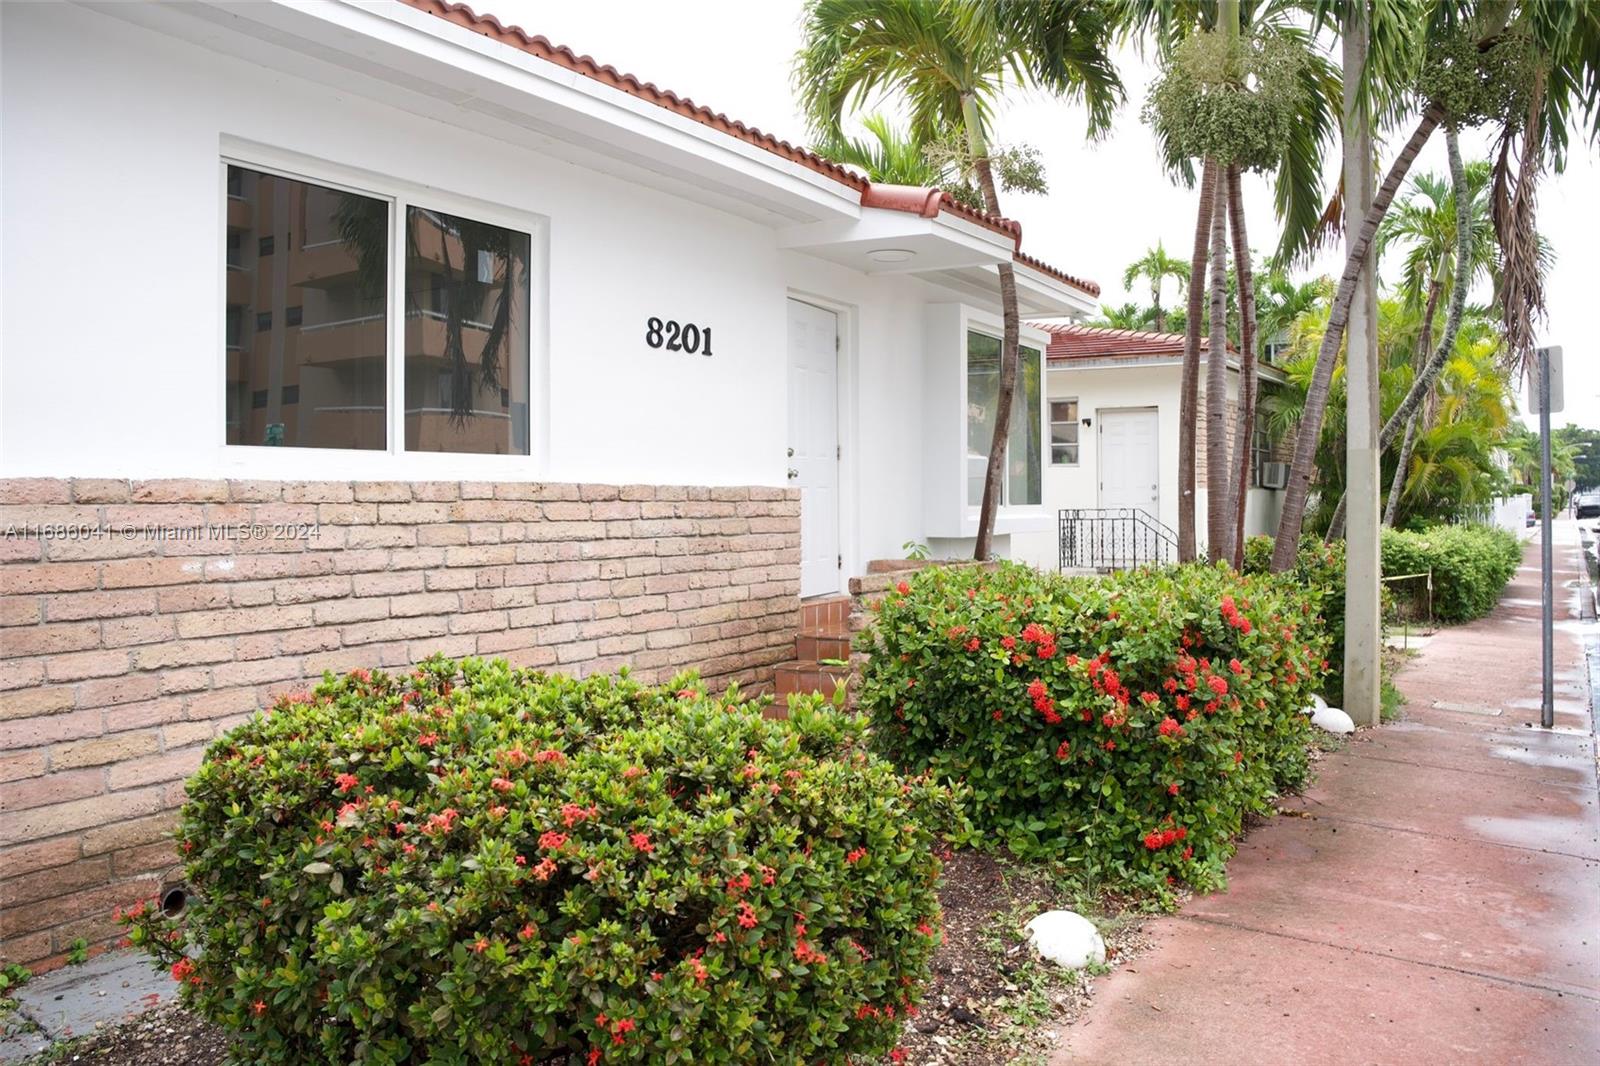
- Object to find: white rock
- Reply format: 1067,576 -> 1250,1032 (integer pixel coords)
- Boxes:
1312,705 -> 1355,734
1024,910 -> 1105,970
1302,693 -> 1329,716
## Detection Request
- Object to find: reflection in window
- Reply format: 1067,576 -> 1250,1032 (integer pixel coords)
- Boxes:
1051,399 -> 1080,465
1251,411 -> 1272,486
965,332 -> 1042,507
403,207 -> 531,455
224,165 -> 387,449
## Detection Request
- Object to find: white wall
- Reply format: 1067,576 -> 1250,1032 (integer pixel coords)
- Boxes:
0,2 -> 790,489
0,2 -> 1015,592
1011,361 -> 1284,570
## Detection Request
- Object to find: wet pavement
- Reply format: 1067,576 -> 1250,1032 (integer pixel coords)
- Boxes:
1054,521 -> 1600,1065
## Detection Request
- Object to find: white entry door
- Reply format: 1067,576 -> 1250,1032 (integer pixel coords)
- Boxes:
1098,408 -> 1160,513
786,299 -> 840,597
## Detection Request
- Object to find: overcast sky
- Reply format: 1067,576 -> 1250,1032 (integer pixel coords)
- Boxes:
486,0 -> 1599,431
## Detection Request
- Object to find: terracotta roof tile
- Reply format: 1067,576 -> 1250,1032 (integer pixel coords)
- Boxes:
1015,251 -> 1101,298
1034,322 -> 1233,361
401,0 -> 866,190
397,0 -> 1097,297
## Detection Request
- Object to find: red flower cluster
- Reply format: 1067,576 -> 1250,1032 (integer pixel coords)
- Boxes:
630,832 -> 653,854
334,772 -> 359,793
1026,679 -> 1061,724
1142,825 -> 1188,850
845,846 -> 867,864
1221,595 -> 1253,634
423,808 -> 458,836
1020,622 -> 1058,659
1157,717 -> 1185,738
538,830 -> 569,851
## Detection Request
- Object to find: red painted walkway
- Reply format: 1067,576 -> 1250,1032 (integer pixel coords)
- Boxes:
1054,522 -> 1600,1065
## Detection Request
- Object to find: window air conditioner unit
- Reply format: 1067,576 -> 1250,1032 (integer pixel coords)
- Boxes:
1260,461 -> 1290,490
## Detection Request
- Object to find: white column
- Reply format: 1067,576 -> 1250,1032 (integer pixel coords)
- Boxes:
1342,19 -> 1383,727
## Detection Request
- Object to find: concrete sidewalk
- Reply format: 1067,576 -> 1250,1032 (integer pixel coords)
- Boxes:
1055,520 -> 1600,1066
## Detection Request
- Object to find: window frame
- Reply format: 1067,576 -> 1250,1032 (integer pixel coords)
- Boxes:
963,324 -> 1046,513
1049,398 -> 1081,466
1250,411 -> 1273,487
217,144 -> 547,474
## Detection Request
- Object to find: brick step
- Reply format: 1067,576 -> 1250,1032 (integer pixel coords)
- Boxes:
772,659 -> 850,701
798,594 -> 851,631
795,620 -> 851,662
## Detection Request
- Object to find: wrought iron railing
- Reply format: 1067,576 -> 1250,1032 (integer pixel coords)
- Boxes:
1058,508 -> 1177,571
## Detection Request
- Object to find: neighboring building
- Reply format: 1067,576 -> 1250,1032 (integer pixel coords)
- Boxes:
0,0 -> 1099,965
1010,324 -> 1288,569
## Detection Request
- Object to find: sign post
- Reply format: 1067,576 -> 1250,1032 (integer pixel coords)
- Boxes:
1534,346 -> 1563,729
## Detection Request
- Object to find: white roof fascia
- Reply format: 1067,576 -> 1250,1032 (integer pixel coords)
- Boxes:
102,0 -> 862,226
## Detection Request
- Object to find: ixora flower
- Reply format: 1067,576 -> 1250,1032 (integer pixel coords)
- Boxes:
856,560 -> 1328,898
116,656 -> 955,1065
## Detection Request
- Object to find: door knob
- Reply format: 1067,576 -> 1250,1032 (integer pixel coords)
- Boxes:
787,447 -> 795,457
787,468 -> 799,480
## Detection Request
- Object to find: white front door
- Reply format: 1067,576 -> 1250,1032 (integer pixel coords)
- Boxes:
1098,408 -> 1160,513
786,298 -> 840,597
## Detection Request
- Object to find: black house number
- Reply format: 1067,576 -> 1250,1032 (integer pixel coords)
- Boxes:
645,317 -> 713,357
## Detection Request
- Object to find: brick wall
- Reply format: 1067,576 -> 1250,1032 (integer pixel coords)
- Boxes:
0,478 -> 800,967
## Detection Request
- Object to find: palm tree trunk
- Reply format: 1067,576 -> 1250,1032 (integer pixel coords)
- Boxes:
1225,163 -> 1258,569
1178,159 -> 1219,562
1328,276 -> 1442,539
1206,167 -> 1231,563
1269,102 -> 1444,572
966,95 -> 1018,563
1383,412 -> 1419,526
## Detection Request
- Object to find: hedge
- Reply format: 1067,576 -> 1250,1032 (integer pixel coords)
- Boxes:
855,563 -> 1330,896
1243,535 -> 1347,703
120,659 -> 962,1065
1379,524 -> 1523,623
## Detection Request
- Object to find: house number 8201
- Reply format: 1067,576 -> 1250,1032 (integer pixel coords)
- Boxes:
646,317 -> 714,356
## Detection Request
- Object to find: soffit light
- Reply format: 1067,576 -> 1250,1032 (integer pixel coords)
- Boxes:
867,248 -> 915,264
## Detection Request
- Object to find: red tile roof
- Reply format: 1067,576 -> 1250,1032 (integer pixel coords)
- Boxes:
398,0 -> 1098,297
1014,252 -> 1101,300
1036,323 -> 1234,362
859,184 -> 1021,246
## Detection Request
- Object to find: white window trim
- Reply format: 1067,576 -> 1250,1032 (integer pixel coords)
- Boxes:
961,307 -> 1050,527
216,138 -> 550,480
1049,398 -> 1081,466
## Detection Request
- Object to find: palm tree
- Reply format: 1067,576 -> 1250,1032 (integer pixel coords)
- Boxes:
1376,156 -> 1495,525
1271,0 -> 1600,567
795,0 -> 1122,561
1255,271 -> 1330,356
1092,302 -> 1157,330
1133,0 -> 1341,563
1122,243 -> 1189,332
811,112 -> 957,189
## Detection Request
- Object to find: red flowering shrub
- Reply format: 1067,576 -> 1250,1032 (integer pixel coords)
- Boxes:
118,658 -> 961,1064
857,563 -> 1330,896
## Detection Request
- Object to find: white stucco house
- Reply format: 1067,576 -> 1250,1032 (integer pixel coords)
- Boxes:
1,0 -> 1115,964
1010,324 -> 1289,570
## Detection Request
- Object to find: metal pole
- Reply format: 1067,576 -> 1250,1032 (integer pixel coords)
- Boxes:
1539,346 -> 1554,728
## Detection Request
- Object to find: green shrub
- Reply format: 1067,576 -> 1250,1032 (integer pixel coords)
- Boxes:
855,563 -> 1329,897
1243,534 -> 1347,703
1380,524 -> 1522,623
119,659 -> 961,1065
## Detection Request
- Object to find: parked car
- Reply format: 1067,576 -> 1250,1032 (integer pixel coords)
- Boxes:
1576,492 -> 1600,519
